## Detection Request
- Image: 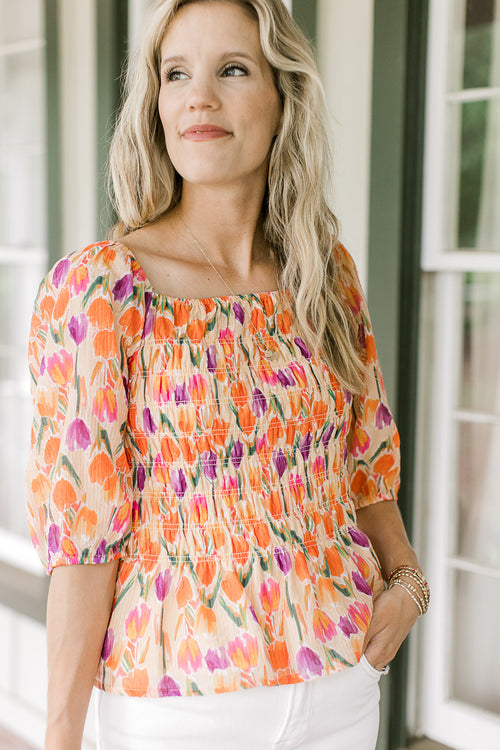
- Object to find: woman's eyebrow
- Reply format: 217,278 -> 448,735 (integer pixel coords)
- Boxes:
160,51 -> 256,70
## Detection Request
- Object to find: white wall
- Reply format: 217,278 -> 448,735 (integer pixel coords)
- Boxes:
317,0 -> 375,288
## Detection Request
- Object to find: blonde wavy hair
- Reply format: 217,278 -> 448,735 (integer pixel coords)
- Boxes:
109,0 -> 367,392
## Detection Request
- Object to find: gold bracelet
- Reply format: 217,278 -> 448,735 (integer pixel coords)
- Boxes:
389,570 -> 430,608
387,565 -> 430,612
389,579 -> 425,615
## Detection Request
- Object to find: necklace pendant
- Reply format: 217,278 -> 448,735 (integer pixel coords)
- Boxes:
264,348 -> 279,361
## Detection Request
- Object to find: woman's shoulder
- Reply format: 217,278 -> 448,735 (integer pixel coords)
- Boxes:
44,240 -> 139,291
33,241 -> 148,334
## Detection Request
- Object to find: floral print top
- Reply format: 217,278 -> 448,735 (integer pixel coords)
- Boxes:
25,241 -> 400,698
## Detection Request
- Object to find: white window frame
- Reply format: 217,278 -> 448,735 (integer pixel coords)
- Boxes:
421,0 -> 500,272
418,1 -> 500,747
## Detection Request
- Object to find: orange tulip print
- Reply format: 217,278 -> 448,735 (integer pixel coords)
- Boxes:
44,437 -> 60,465
52,286 -> 70,320
190,493 -> 208,525
176,576 -> 193,609
68,264 -> 89,294
125,604 -> 151,642
52,478 -> 77,512
122,668 -> 149,696
35,387 -> 58,417
87,297 -> 114,329
47,350 -> 73,386
89,452 -> 115,485
195,604 -> 217,636
325,546 -> 344,577
92,386 -> 118,422
93,330 -> 117,358
259,577 -> 280,615
221,571 -> 244,603
228,633 -> 259,672
195,561 -> 217,591
186,318 -> 206,342
351,426 -> 371,457
268,640 -> 290,671
177,637 -> 202,674
173,300 -> 189,327
313,608 -> 337,642
153,315 -> 174,341
61,536 -> 78,562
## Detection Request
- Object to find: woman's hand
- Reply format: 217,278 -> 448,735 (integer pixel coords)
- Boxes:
362,585 -> 420,671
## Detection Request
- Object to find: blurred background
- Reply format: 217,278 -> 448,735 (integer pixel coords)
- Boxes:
0,0 -> 499,748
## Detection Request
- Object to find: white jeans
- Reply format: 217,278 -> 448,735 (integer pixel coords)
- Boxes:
95,656 -> 384,750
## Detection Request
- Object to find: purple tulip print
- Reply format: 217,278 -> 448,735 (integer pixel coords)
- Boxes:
205,647 -> 230,673
143,407 -> 157,435
352,570 -> 373,596
136,464 -> 146,492
68,314 -> 88,346
338,615 -> 357,637
171,468 -> 187,498
252,388 -> 267,417
299,432 -> 312,462
112,274 -> 133,302
348,527 -> 370,548
155,570 -> 173,602
202,450 -> 218,481
233,302 -> 245,324
294,337 -> 311,359
273,449 -> 287,478
157,675 -> 182,697
93,539 -> 106,564
52,258 -> 70,287
101,629 -> 115,661
66,418 -> 91,451
47,524 -> 60,555
277,368 -> 295,388
231,440 -> 244,469
206,345 -> 217,373
297,646 -> 323,678
143,292 -> 155,337
174,383 -> 189,405
375,402 -> 392,429
274,547 -> 292,575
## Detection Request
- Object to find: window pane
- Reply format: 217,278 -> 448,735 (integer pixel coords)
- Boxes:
451,570 -> 500,715
0,150 -> 46,246
449,0 -> 500,91
460,273 -> 500,413
0,48 -> 45,149
0,0 -> 44,44
445,100 -> 500,251
0,388 -> 33,538
0,257 -> 45,359
455,422 -> 500,569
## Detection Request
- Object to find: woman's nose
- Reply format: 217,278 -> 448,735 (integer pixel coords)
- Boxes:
186,75 -> 220,110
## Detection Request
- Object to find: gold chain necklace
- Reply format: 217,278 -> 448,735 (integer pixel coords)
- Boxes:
176,208 -> 279,361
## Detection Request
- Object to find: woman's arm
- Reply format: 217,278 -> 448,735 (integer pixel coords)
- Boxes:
45,560 -> 119,750
356,500 -> 423,670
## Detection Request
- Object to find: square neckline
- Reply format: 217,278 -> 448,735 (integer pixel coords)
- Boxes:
112,240 -> 281,303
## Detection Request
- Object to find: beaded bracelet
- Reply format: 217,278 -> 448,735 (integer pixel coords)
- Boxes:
387,565 -> 430,615
390,580 -> 425,615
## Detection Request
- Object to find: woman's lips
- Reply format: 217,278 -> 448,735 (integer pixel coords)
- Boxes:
182,125 -> 231,141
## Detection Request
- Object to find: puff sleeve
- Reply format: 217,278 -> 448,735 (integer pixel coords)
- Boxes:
337,245 -> 401,510
25,246 -> 135,573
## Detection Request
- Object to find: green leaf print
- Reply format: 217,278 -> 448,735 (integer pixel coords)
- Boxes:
218,597 -> 243,627
60,455 -> 82,488
325,648 -> 353,669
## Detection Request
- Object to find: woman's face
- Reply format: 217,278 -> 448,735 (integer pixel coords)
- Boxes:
158,0 -> 282,193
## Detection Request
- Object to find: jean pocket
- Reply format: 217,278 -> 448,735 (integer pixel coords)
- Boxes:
359,654 -> 390,681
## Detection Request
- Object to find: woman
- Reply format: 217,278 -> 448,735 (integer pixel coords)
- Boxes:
26,1 -> 429,748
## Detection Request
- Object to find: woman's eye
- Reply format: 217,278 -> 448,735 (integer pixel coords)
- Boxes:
221,64 -> 248,77
165,68 -> 187,82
